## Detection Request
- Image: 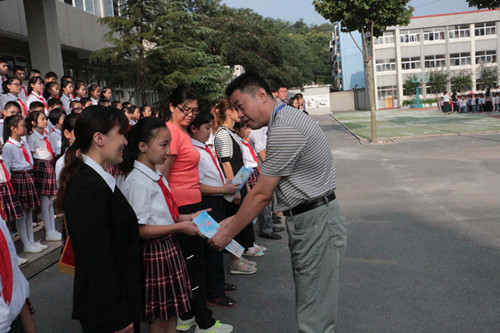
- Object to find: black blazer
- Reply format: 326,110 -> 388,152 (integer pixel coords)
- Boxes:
64,164 -> 142,332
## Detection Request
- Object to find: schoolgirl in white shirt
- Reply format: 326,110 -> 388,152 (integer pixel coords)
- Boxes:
0,78 -> 28,116
60,80 -> 74,114
26,111 -> 60,242
119,117 -> 203,332
88,84 -> 100,105
2,115 -> 45,254
25,76 -> 49,115
48,108 -> 65,158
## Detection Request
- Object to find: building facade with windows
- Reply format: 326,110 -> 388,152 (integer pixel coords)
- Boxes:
373,9 -> 500,109
0,0 -> 156,104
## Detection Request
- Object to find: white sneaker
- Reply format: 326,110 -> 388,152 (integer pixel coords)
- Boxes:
34,241 -> 48,250
17,256 -> 28,266
194,321 -> 233,333
177,317 -> 196,332
24,244 -> 43,254
243,245 -> 264,257
46,231 -> 62,242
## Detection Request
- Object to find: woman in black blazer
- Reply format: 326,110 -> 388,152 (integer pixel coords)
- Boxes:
56,106 -> 142,333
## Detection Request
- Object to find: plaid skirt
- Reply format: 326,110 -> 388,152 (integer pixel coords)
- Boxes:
0,182 -> 24,221
247,167 -> 259,188
10,170 -> 40,210
142,233 -> 192,324
33,159 -> 57,196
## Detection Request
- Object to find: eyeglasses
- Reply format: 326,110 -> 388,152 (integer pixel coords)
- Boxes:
10,83 -> 21,87
176,105 -> 199,116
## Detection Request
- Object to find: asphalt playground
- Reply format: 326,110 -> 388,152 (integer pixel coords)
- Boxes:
28,112 -> 500,332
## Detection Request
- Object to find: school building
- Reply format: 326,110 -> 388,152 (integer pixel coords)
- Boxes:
0,0 -> 156,104
373,9 -> 500,109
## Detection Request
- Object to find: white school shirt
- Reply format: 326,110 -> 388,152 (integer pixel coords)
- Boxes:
0,219 -> 30,333
191,138 -> 225,189
2,137 -> 33,173
248,127 -> 267,155
26,92 -> 48,115
90,97 -> 98,105
120,161 -> 175,226
27,130 -> 52,161
48,128 -> 62,156
238,137 -> 259,169
0,93 -> 27,116
20,84 -> 28,102
82,154 -> 116,192
60,94 -> 73,114
55,152 -> 65,186
0,160 -> 8,183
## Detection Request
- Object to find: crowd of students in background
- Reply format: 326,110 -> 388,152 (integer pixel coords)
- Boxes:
0,57 -> 313,333
438,87 -> 500,114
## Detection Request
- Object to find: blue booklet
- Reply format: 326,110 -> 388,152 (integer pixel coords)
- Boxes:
193,211 -> 244,258
224,166 -> 254,202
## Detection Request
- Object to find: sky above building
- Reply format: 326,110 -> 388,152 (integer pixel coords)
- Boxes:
220,0 -> 477,25
221,0 -> 480,89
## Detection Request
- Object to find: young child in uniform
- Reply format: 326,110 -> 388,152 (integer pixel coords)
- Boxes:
119,117 -> 202,333
2,115 -> 44,254
25,77 -> 48,115
48,108 -> 65,159
60,80 -> 74,114
188,110 -> 241,309
26,111 -> 60,242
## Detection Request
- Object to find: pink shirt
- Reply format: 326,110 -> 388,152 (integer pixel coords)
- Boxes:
166,122 -> 201,207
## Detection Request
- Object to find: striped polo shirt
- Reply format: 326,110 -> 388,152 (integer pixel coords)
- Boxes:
260,100 -> 336,212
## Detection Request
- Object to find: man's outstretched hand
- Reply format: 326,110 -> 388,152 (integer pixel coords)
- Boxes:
208,216 -> 235,250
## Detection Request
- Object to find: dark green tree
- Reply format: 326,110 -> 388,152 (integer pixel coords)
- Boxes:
450,70 -> 473,92
465,0 -> 498,9
476,65 -> 498,90
91,0 -> 230,105
313,0 -> 413,142
403,75 -> 420,96
428,70 -> 448,93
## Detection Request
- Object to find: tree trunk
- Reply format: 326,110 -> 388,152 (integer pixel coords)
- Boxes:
368,28 -> 377,143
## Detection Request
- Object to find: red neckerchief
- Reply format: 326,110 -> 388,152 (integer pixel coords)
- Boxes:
42,129 -> 54,159
6,140 -> 33,167
31,92 -> 48,109
157,177 -> 179,221
194,143 -> 225,183
0,219 -> 13,304
240,139 -> 260,172
0,161 -> 15,194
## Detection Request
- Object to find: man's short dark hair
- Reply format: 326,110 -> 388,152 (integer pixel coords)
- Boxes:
225,72 -> 273,99
0,58 -> 7,65
13,66 -> 25,73
4,101 -> 21,111
30,68 -> 41,75
70,100 -> 82,109
45,71 -> 58,80
111,100 -> 122,108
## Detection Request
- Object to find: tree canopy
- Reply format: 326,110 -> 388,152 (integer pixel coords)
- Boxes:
465,0 -> 500,9
91,0 -> 334,104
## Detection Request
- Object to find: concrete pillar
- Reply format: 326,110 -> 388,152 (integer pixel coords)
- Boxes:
23,0 -> 64,77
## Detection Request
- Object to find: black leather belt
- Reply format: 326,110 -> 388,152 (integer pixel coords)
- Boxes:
282,191 -> 336,217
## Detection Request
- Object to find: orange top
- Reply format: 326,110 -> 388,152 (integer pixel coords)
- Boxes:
166,122 -> 201,207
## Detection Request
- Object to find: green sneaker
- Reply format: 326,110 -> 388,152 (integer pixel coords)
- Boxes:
194,320 -> 233,333
177,316 -> 196,331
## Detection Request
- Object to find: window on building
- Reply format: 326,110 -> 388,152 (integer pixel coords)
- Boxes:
425,55 -> 446,68
448,25 -> 470,39
450,52 -> 471,66
400,29 -> 420,43
474,22 -> 496,36
401,57 -> 421,70
376,58 -> 397,72
73,0 -> 95,14
475,50 -> 497,64
423,27 -> 445,41
374,32 -> 395,45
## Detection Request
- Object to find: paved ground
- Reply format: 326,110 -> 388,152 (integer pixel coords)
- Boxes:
28,114 -> 500,332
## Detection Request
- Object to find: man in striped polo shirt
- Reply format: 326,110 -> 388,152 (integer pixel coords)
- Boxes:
210,73 -> 347,333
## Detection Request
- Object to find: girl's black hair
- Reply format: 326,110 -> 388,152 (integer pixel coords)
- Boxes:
99,87 -> 111,100
124,104 -> 138,115
25,110 -> 45,134
158,86 -> 198,122
43,81 -> 59,100
118,117 -> 167,175
57,113 -> 80,162
28,76 -> 44,94
88,84 -> 100,98
61,80 -> 73,93
3,115 -> 23,144
139,105 -> 151,118
55,106 -> 128,212
2,78 -> 20,94
187,108 -> 214,134
49,108 -> 64,126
